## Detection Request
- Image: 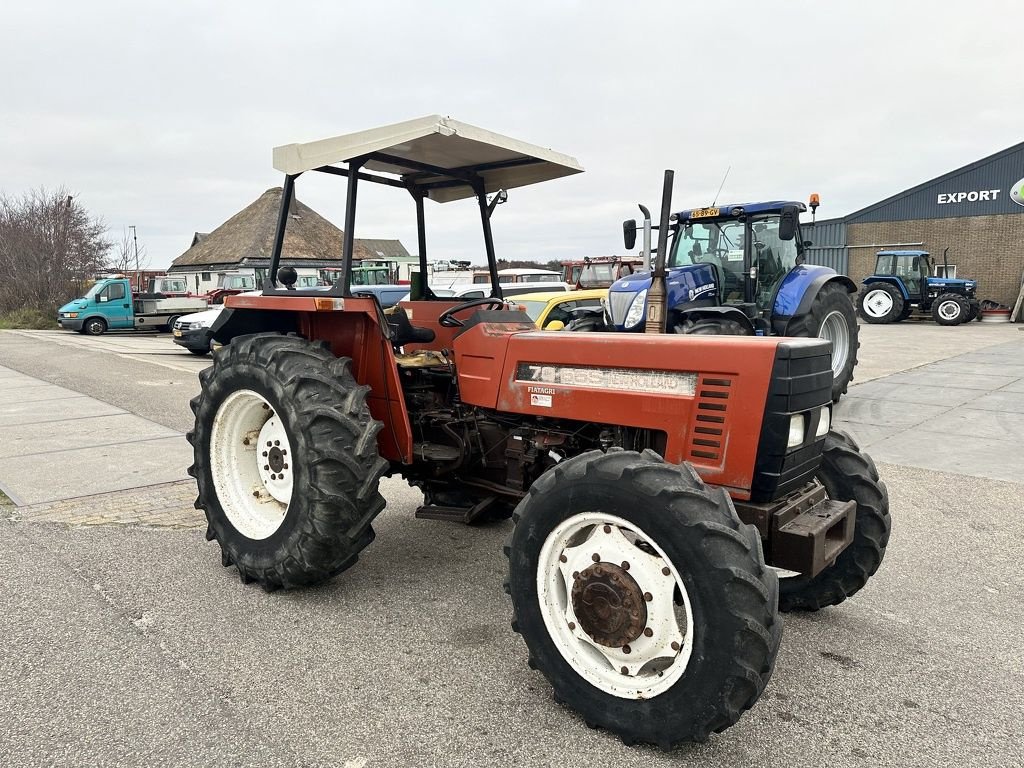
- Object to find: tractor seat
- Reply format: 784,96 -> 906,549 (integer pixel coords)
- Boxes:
388,306 -> 436,348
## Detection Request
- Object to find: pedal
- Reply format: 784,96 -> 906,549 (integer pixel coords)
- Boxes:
415,496 -> 498,524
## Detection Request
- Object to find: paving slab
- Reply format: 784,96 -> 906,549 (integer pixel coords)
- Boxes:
0,376 -> 47,391
879,370 -> 1019,391
912,408 -> 1024,442
0,435 -> 191,505
864,431 -> 1022,484
839,380 -> 983,407
0,396 -> 125,427
926,360 -> 1024,378
962,391 -> 1024,414
0,382 -> 92,403
834,398 -> 950,427
832,423 -> 894,449
0,413 -> 179,459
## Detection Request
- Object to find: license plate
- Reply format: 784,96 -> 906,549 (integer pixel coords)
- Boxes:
173,329 -> 182,337
689,207 -> 720,219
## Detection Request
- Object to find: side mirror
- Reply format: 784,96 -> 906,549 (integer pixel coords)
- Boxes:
623,219 -> 637,250
544,320 -> 565,331
778,205 -> 798,241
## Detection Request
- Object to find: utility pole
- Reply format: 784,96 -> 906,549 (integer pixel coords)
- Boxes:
129,225 -> 140,289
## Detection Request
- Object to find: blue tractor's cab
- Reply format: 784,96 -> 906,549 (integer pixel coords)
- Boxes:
608,200 -> 859,401
858,250 -> 979,325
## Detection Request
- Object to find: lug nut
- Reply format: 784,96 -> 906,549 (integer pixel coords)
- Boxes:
282,449 -> 287,456
620,666 -> 628,675
559,554 -> 567,563
274,440 -> 280,446
621,561 -> 630,570
568,622 -> 575,630
662,567 -> 671,576
572,571 -> 580,579
622,645 -> 631,654
643,628 -> 654,638
644,592 -> 653,602
603,525 -> 611,533
264,465 -> 270,471
266,441 -> 272,447
591,553 -> 601,562
283,464 -> 288,470
671,641 -> 680,652
262,451 -> 268,457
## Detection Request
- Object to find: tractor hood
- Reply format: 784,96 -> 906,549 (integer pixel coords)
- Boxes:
607,265 -> 719,330
928,277 -> 976,290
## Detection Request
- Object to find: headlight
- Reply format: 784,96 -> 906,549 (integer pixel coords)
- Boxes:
623,289 -> 648,329
187,322 -> 206,331
787,414 -> 806,448
815,406 -> 831,438
64,312 -> 79,318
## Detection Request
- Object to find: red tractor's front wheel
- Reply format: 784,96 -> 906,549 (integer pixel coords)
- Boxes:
506,449 -> 780,748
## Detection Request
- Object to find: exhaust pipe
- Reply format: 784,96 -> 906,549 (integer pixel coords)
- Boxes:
644,170 -> 674,334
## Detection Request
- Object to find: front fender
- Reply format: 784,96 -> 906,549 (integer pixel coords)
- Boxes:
773,266 -> 854,319
672,305 -> 756,334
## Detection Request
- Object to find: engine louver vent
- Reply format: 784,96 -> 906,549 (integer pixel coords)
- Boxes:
688,377 -> 732,462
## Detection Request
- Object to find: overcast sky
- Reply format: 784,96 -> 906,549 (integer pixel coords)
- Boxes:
3,1 -> 1023,269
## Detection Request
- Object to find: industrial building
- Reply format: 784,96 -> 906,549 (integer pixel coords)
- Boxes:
806,142 -> 1024,306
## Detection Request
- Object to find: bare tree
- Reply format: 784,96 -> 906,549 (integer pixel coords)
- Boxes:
0,187 -> 110,314
108,227 -> 149,273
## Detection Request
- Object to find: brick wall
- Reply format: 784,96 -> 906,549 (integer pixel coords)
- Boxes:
847,214 -> 1024,306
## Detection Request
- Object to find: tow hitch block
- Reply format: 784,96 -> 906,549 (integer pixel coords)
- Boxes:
773,497 -> 855,578
734,484 -> 856,578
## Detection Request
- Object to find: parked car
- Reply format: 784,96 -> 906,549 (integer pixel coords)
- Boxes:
172,307 -> 223,355
512,289 -> 607,329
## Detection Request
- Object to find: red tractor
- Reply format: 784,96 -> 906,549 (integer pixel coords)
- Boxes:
189,116 -> 890,748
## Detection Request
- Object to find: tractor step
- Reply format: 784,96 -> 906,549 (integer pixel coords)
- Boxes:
415,495 -> 499,524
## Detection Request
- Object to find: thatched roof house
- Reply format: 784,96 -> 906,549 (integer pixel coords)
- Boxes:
168,187 -> 409,274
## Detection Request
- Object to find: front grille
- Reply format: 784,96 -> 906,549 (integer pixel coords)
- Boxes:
687,376 -> 732,463
751,339 -> 833,502
608,291 -> 635,325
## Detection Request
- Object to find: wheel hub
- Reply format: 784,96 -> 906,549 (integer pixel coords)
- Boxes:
267,446 -> 285,473
571,562 -> 647,647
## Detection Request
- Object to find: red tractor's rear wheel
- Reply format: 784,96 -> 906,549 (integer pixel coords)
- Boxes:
506,449 -> 780,747
188,334 -> 388,590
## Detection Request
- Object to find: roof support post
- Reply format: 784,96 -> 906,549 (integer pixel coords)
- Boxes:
340,158 -> 365,297
266,173 -> 298,291
473,179 -> 503,299
409,188 -> 434,301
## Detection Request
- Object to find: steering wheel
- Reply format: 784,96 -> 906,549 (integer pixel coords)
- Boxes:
437,297 -> 507,327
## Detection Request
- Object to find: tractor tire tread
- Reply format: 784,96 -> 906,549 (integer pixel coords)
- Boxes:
505,449 -> 780,748
188,333 -> 387,590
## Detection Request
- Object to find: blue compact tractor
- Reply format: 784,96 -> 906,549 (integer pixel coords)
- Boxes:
857,249 -> 979,325
608,200 -> 859,401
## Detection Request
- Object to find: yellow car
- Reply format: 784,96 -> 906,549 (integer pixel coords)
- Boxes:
512,289 -> 608,330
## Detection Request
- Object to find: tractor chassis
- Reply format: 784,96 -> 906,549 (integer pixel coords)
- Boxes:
734,482 -> 855,577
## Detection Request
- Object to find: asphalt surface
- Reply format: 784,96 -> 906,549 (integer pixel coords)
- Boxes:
2,324 -> 1023,767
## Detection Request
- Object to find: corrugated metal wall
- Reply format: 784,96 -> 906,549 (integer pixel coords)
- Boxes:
847,142 -> 1024,223
802,218 -> 848,274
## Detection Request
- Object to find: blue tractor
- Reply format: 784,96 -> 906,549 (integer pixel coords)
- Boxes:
608,200 -> 859,401
857,249 -> 979,326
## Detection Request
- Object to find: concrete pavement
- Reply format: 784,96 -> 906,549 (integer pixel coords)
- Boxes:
0,363 -> 191,505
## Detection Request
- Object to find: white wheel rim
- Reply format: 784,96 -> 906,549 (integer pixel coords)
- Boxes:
209,389 -> 292,540
818,310 -> 850,378
863,289 -> 893,318
536,512 -> 694,699
938,301 -> 960,321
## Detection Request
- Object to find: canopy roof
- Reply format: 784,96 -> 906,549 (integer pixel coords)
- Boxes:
272,115 -> 584,203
